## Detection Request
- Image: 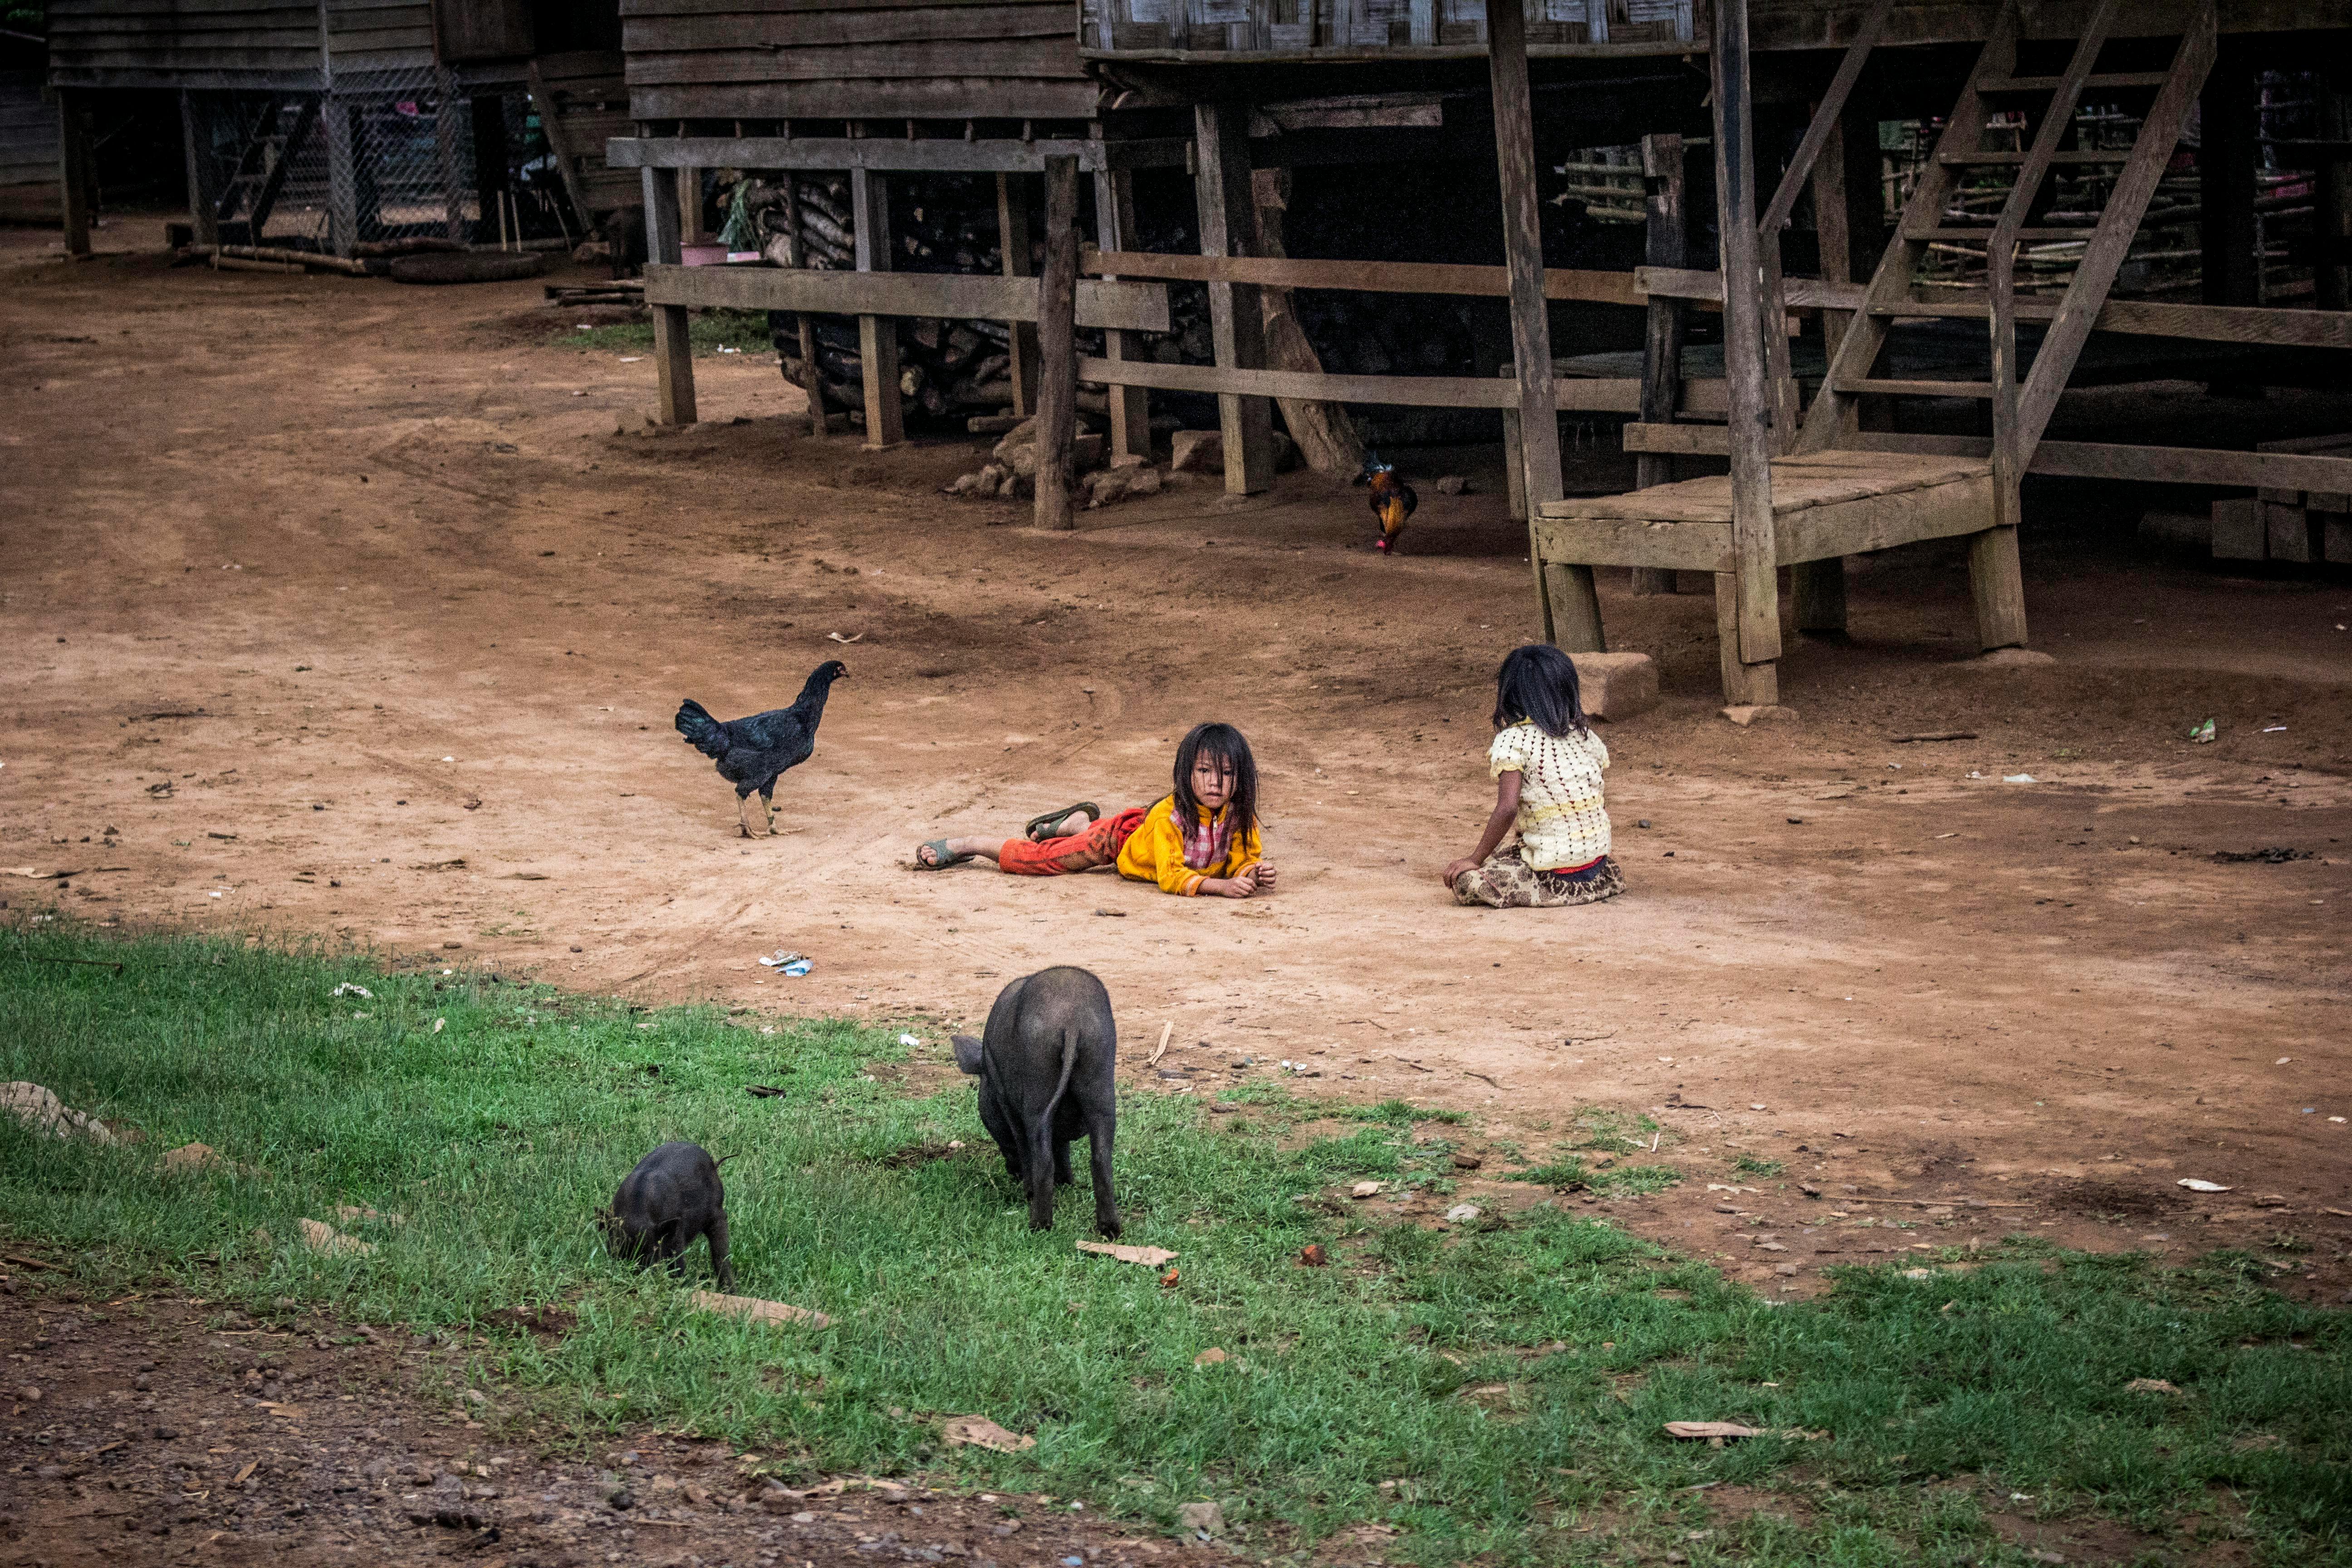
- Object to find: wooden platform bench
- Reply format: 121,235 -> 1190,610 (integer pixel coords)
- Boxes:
1534,450 -> 2015,703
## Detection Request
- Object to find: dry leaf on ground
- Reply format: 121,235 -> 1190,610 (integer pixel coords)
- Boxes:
690,1290 -> 832,1329
939,1416 -> 1034,1453
1075,1241 -> 1176,1267
1663,1421 -> 1765,1440
2127,1377 -> 2185,1395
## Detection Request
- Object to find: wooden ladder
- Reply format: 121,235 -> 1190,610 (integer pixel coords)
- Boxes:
1794,0 -> 2218,598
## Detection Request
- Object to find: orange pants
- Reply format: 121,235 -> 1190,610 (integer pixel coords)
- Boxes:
998,807 -> 1145,876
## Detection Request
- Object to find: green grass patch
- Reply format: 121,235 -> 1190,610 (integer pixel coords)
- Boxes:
1733,1153 -> 1787,1179
556,307 -> 774,357
4,923 -> 2349,1565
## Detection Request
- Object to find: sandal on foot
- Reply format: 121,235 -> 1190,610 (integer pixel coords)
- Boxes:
1024,802 -> 1101,843
914,839 -> 975,870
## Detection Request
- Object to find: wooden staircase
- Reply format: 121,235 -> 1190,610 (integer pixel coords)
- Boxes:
211,98 -> 320,246
1531,0 -> 2218,702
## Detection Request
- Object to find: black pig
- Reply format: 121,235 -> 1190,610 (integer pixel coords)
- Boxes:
599,1141 -> 735,1289
952,966 -> 1121,1236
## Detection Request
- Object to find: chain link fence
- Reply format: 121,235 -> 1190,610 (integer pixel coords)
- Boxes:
183,68 -> 573,256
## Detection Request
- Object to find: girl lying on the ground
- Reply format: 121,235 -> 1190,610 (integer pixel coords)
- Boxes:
1441,644 -> 1625,908
914,722 -> 1276,898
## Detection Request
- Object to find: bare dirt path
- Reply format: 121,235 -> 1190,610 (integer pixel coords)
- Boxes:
4,219 -> 2349,1303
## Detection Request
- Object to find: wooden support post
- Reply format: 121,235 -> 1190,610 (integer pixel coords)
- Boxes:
323,95 -> 359,259
1500,396 -> 1527,523
1194,102 -> 1276,495
779,172 -> 830,437
1712,0 -> 1781,700
997,174 -> 1041,416
678,166 -> 702,243
1091,166 -> 1154,464
1968,524 -> 2028,650
435,71 -> 467,242
852,166 -> 905,449
642,165 -> 697,426
179,90 -> 219,248
1490,0 -> 1601,650
1253,166 -> 1363,473
1632,131 -> 1686,594
59,89 -> 94,258
1714,573 -> 1778,706
1034,155 -> 1082,529
470,95 -> 508,246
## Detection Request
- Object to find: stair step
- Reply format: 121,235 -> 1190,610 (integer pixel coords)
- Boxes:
1978,70 -> 2173,93
1834,377 -> 1998,398
1939,148 -> 2138,166
1907,225 -> 2101,241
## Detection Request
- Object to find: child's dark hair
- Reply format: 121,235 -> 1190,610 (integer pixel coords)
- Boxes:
1491,644 -> 1588,738
1172,722 -> 1259,829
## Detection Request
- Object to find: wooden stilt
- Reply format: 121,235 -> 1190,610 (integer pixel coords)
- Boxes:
1090,163 -> 1153,464
1632,131 -> 1686,594
59,89 -> 93,259
779,171 -> 829,436
1252,166 -> 1364,474
678,165 -> 702,242
323,95 -> 359,258
1711,0 -> 1781,694
179,91 -> 219,248
1193,101 -> 1276,495
1034,154 -> 1081,530
851,167 -> 904,449
435,71 -> 468,242
1490,0 -> 1600,649
1500,398 -> 1527,524
1968,525 -> 2028,649
997,173 -> 1042,416
470,95 -> 508,247
1793,559 -> 1848,635
1714,574 -> 1779,706
642,165 -> 697,426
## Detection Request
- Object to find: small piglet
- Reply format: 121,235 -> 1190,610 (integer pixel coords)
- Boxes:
953,965 -> 1121,1236
599,1141 -> 735,1289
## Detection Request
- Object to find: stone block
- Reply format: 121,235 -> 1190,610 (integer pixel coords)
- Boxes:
2210,497 -> 2264,560
1721,704 -> 1798,726
1568,651 -> 1658,721
1169,429 -> 1223,472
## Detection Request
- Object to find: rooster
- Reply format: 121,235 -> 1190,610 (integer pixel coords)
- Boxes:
1361,452 -> 1417,554
674,661 -> 848,837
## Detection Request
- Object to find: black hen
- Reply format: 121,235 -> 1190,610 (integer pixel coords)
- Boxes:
675,661 -> 848,837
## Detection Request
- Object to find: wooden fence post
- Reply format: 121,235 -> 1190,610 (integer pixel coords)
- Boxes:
1091,162 -> 1154,464
851,167 -> 905,449
179,91 -> 219,248
642,164 -> 698,426
323,94 -> 360,259
1712,0 -> 1781,705
1490,0 -> 1602,649
998,173 -> 1042,417
1034,155 -> 1082,529
1631,131 -> 1686,594
1194,101 -> 1276,495
59,89 -> 94,258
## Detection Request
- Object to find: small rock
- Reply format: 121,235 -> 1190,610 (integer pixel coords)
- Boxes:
1962,647 -> 2056,669
1350,1181 -> 1382,1199
1433,474 -> 1469,495
1298,1244 -> 1328,1267
1445,1204 -> 1482,1224
1127,466 -> 1164,496
1176,1500 -> 1224,1538
1193,1348 -> 1227,1367
1169,429 -> 1223,473
1450,1151 -> 1483,1170
1084,467 -> 1133,509
16,1384 -> 40,1402
608,1488 -> 636,1511
946,471 -> 984,497
1772,1263 -> 1799,1276
1,1081 -> 118,1144
1721,704 -> 1799,726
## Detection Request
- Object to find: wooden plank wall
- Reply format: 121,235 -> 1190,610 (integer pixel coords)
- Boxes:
45,0 -> 435,88
620,0 -> 1095,122
1084,0 -> 1693,53
0,71 -> 59,189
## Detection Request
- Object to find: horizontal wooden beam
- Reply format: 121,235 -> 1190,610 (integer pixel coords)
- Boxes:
642,264 -> 1171,332
1644,266 -> 2352,348
1077,355 -> 1729,413
609,137 -> 1188,173
1083,248 -> 1646,307
1621,424 -> 2352,491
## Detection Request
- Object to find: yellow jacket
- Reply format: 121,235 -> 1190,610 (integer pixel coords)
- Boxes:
1117,796 -> 1262,896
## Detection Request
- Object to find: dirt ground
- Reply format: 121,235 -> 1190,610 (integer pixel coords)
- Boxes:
4,215 -> 2349,1327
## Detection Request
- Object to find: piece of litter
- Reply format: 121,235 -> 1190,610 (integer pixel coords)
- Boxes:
1749,1102 -> 1767,1111
1444,1204 -> 1481,1224
1075,1241 -> 1176,1267
1903,1268 -> 1936,1279
2003,774 -> 2037,784
1662,1421 -> 1764,1440
2275,1057 -> 2291,1065
431,1018 -> 445,1034
2188,719 -> 2216,744
2176,1179 -> 2230,1193
827,632 -> 862,644
618,356 -> 642,363
898,1033 -> 921,1048
939,1416 -> 1034,1453
330,983 -> 371,999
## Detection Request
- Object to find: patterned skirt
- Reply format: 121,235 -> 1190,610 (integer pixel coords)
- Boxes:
1452,848 -> 1624,909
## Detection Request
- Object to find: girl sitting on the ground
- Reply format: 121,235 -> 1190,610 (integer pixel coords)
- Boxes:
914,721 -> 1276,899
1441,644 -> 1624,908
